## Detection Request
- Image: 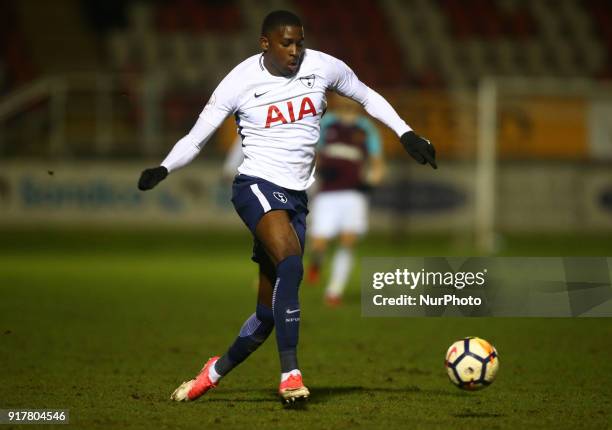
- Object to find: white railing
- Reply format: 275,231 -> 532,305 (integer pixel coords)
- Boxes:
0,77 -> 66,155
0,73 -> 168,158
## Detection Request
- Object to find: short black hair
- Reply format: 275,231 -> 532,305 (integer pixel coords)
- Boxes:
261,10 -> 302,36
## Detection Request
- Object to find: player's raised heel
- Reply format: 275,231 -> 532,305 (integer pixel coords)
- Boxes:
278,373 -> 310,405
170,356 -> 220,401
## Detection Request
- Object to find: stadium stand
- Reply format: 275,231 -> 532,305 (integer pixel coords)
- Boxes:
1,0 -> 610,95
295,0 -> 405,86
383,0 -> 608,86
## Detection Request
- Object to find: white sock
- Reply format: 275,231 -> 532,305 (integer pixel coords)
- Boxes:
281,369 -> 301,382
326,247 -> 353,298
208,361 -> 222,384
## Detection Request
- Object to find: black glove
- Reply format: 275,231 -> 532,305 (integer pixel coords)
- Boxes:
138,166 -> 168,190
400,131 -> 437,169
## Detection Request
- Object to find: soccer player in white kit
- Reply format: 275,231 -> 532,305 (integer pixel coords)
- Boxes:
138,10 -> 437,405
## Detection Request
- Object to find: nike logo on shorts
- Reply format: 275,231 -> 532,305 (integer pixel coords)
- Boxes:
286,308 -> 300,314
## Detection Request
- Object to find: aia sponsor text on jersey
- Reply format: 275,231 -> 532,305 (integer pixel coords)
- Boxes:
265,97 -> 317,128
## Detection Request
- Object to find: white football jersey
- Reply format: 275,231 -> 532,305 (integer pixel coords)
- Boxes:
161,49 -> 411,190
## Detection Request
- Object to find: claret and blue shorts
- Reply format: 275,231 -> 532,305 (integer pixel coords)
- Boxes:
231,174 -> 308,263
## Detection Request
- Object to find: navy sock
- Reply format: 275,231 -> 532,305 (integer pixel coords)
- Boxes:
273,255 -> 303,373
215,303 -> 274,376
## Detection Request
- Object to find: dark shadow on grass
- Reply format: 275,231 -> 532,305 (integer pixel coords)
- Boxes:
199,388 -> 278,403
187,385 -> 466,405
308,385 -> 466,404
453,412 -> 505,418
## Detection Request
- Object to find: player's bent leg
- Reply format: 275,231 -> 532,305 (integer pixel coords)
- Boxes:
214,251 -> 277,379
170,304 -> 276,402
215,304 -> 275,373
171,259 -> 277,403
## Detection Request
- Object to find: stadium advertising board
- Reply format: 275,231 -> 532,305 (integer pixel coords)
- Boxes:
0,162 -> 610,231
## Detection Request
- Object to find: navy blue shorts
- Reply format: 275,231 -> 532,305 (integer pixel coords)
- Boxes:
231,174 -> 309,264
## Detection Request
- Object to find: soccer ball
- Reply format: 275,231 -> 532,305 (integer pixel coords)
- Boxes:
445,337 -> 499,390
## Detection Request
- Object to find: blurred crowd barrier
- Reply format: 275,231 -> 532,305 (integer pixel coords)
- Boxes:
0,161 -> 610,233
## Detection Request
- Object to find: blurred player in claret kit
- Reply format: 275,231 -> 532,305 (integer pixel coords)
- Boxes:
306,94 -> 385,307
137,10 -> 436,405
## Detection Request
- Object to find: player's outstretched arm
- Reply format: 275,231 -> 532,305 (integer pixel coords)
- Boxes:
136,103 -> 228,191
328,55 -> 438,169
136,70 -> 238,191
136,126 -> 204,192
358,87 -> 438,170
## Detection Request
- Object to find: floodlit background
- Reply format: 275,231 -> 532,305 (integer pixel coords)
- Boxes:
1,1 -> 611,429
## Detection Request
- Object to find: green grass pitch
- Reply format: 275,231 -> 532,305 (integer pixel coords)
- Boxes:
1,228 -> 611,429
